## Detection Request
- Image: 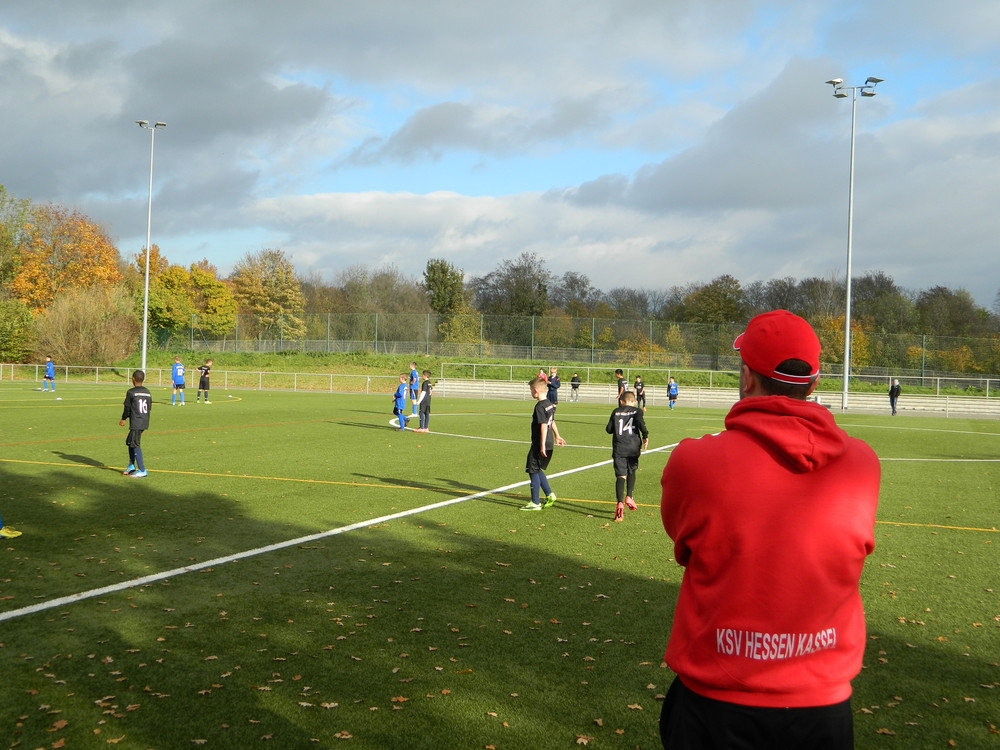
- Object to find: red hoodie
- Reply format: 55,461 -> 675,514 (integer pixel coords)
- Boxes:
660,396 -> 880,708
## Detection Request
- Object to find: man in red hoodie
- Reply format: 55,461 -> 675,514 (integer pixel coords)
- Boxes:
659,310 -> 881,749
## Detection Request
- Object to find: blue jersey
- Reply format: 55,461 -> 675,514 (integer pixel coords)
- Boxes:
171,362 -> 186,385
409,368 -> 419,392
668,382 -> 679,398
394,383 -> 408,411
45,361 -> 55,378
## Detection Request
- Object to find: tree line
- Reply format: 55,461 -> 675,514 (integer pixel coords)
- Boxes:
2,184 -> 999,369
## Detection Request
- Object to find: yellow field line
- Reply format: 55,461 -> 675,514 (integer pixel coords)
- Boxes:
874,520 -> 998,533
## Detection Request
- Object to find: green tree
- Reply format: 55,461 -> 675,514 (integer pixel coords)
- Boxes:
0,185 -> 32,293
423,259 -> 468,314
335,264 -> 429,314
684,275 -> 744,324
852,271 -> 915,333
0,298 -> 34,361
471,252 -> 549,316
915,286 -> 990,337
550,271 -> 598,317
190,266 -> 237,336
148,265 -> 196,332
229,249 -> 306,340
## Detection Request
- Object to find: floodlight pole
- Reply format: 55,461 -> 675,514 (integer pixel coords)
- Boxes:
136,120 -> 166,372
825,77 -> 881,410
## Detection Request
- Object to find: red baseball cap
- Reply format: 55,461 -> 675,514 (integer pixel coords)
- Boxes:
733,310 -> 821,385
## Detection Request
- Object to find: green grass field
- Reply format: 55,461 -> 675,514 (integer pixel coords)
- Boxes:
1,382 -> 997,749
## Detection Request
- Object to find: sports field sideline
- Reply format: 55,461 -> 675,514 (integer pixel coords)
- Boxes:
1,382 -> 997,748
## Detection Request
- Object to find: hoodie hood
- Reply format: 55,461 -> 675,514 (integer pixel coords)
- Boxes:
724,396 -> 848,473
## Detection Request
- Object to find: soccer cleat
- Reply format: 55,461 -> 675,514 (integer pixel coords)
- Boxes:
543,492 -> 556,508
0,526 -> 22,539
131,470 -> 148,478
520,502 -> 542,511
614,502 -> 625,522
204,400 -> 211,404
624,496 -> 637,511
123,465 -> 136,476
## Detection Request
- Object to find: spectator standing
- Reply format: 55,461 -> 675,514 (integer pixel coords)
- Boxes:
546,367 -> 561,404
658,310 -> 880,749
889,379 -> 901,416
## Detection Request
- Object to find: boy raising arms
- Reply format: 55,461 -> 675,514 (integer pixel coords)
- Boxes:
120,370 -> 153,478
521,376 -> 566,511
196,359 -> 212,403
607,391 -> 649,521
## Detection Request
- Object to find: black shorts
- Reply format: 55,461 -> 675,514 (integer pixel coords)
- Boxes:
199,378 -> 210,390
125,429 -> 145,449
660,677 -> 854,750
612,454 -> 639,477
173,382 -> 185,390
525,448 -> 552,474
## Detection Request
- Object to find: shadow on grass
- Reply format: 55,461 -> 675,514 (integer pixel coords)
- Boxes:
50,450 -> 113,469
1,486 -> 681,748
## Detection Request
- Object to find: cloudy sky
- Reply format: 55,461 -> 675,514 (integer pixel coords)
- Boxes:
1,1 -> 998,307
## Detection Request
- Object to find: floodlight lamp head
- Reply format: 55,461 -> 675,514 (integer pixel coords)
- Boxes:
825,78 -> 844,86
861,89 -> 877,97
136,120 -> 149,127
155,122 -> 167,128
865,76 -> 884,85
834,91 -> 849,98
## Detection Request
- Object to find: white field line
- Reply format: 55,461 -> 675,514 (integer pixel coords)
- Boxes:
0,440 -> 680,624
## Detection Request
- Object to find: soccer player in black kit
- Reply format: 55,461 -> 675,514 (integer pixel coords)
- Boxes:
606,391 -> 648,521
120,370 -> 153,478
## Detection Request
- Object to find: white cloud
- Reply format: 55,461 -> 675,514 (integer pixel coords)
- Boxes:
0,0 -> 998,307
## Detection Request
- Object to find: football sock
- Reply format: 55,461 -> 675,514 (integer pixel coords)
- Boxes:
134,447 -> 145,472
616,477 -> 626,502
627,473 -> 636,498
529,473 -> 542,504
538,472 -> 552,498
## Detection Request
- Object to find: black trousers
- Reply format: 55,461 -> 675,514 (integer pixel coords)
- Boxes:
659,677 -> 853,750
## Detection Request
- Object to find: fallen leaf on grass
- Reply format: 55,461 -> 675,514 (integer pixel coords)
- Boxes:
575,735 -> 593,745
876,728 -> 896,735
627,703 -> 643,711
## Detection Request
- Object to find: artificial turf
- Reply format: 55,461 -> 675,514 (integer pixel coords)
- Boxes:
0,382 -> 997,748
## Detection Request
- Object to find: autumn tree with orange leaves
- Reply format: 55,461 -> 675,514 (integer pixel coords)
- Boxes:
11,204 -> 123,311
